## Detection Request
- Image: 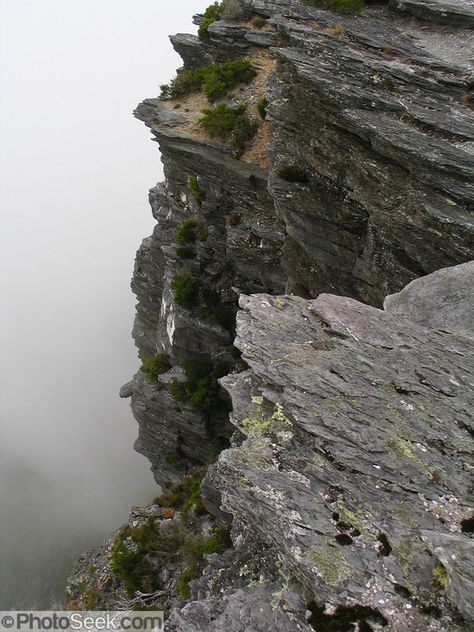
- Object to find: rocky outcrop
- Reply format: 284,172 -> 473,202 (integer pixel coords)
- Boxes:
196,260 -> 473,632
121,0 -> 473,490
68,0 -> 474,628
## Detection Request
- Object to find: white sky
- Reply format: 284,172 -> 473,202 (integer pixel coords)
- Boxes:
0,0 -> 211,605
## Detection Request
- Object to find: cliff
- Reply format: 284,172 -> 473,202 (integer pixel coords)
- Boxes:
66,0 -> 474,629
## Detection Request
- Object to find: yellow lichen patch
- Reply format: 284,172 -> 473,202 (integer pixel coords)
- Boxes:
308,546 -> 352,586
242,413 -> 271,437
433,563 -> 449,589
387,437 -> 434,478
336,502 -> 376,543
241,403 -> 293,438
392,536 -> 427,595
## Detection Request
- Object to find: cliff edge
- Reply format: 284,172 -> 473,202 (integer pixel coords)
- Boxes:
67,0 -> 473,629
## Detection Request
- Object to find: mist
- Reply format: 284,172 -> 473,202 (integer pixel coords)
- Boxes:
0,0 -> 210,608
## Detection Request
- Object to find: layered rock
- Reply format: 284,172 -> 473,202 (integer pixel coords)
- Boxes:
194,260 -> 473,631
69,0 -> 474,627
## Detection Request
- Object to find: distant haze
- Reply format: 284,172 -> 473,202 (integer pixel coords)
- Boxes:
0,0 -> 210,608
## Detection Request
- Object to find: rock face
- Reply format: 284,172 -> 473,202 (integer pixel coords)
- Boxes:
67,0 -> 474,628
201,260 -> 474,632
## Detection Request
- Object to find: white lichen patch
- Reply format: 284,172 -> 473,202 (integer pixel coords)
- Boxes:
287,470 -> 311,488
421,494 -> 465,532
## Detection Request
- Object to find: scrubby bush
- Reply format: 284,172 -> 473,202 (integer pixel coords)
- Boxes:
302,0 -> 364,13
200,103 -> 258,153
189,176 -> 206,206
257,96 -> 268,119
177,562 -> 199,599
168,360 -> 231,414
176,218 -> 208,244
140,353 -> 171,380
171,275 -> 201,309
160,60 -> 255,103
155,467 -> 208,516
251,15 -> 267,28
201,60 -> 256,101
110,519 -> 182,595
276,163 -> 309,183
198,2 -> 224,40
176,246 -> 196,259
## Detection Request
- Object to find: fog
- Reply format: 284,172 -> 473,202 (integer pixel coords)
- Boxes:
0,0 -> 210,608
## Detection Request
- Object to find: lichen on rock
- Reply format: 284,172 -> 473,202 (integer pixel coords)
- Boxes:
67,0 -> 473,628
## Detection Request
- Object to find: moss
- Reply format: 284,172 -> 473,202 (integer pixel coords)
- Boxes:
200,103 -> 258,153
140,353 -> 171,381
308,546 -> 352,586
276,163 -> 309,183
175,218 -> 208,245
198,2 -> 224,40
188,177 -> 206,206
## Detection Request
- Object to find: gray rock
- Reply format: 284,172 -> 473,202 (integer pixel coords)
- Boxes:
422,530 -> 474,622
206,261 -> 474,631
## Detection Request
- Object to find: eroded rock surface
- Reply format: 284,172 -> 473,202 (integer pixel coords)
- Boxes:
68,0 -> 474,628
200,260 -> 474,631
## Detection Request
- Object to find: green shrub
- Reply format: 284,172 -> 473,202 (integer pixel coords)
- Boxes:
176,218 -> 208,244
198,2 -> 224,40
276,163 -> 309,183
159,84 -> 171,99
301,0 -> 364,13
176,246 -> 196,259
192,525 -> 232,555
110,520 -> 181,595
171,275 -> 201,309
168,360 -> 231,414
155,467 -> 208,516
177,562 -> 199,599
200,104 -> 257,153
257,97 -> 268,119
140,353 -> 171,380
189,176 -> 206,206
161,60 -> 255,103
251,15 -> 267,28
201,60 -> 256,101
